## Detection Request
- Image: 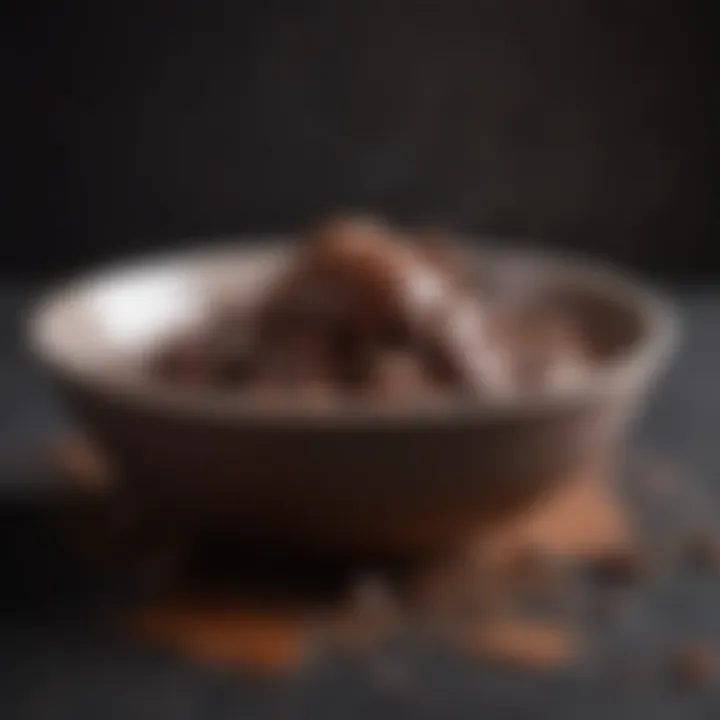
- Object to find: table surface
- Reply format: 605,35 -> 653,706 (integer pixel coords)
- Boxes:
1,284 -> 720,720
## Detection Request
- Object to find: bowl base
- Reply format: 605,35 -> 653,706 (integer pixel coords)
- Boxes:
50,432 -> 630,570
49,432 -> 632,674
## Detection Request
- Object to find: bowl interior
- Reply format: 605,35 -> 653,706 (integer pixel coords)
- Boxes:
30,242 -> 673,416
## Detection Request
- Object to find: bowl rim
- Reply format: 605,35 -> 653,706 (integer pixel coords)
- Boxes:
27,237 -> 680,427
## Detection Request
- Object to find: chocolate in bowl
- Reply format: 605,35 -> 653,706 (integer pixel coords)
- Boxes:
28,240 -> 678,556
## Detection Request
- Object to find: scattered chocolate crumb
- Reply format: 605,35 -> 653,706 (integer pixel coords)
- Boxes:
671,643 -> 718,687
466,618 -> 578,669
128,599 -> 310,676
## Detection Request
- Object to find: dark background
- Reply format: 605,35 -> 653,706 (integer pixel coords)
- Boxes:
2,0 -> 716,280
2,4 -> 720,717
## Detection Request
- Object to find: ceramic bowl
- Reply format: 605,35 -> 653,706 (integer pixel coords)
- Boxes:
29,241 -> 678,555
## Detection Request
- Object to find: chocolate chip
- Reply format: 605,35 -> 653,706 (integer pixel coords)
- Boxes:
420,340 -> 464,387
214,353 -> 256,385
374,351 -> 429,399
148,213 -> 591,403
151,337 -> 216,386
329,326 -> 375,389
259,335 -> 330,387
205,336 -> 257,386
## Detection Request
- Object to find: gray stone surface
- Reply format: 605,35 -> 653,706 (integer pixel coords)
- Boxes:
1,284 -> 719,719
